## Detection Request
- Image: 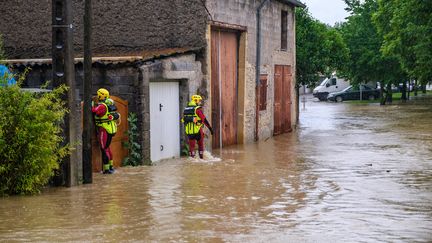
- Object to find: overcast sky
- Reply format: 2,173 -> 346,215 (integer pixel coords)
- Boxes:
300,0 -> 350,26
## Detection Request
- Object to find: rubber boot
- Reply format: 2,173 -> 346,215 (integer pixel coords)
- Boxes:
108,160 -> 115,173
189,151 -> 195,158
199,151 -> 204,159
103,163 -> 112,174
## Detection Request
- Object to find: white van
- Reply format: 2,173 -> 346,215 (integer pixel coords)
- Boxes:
313,76 -> 350,101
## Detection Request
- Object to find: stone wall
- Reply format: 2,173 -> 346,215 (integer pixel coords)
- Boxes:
14,53 -> 203,164
139,54 -> 204,163
1,0 -> 208,59
206,0 -> 297,142
15,62 -> 140,114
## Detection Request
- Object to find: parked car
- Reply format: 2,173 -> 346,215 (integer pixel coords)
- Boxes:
327,85 -> 380,102
313,75 -> 350,101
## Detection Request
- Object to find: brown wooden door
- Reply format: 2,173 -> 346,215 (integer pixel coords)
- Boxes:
211,29 -> 238,148
282,66 -> 292,133
274,65 -> 292,135
274,66 -> 283,135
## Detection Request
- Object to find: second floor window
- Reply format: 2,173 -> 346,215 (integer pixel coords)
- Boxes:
259,74 -> 268,111
281,10 -> 288,51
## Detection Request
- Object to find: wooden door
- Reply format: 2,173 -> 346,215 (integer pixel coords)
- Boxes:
282,66 -> 292,133
274,65 -> 292,135
274,66 -> 283,135
150,82 -> 180,162
211,29 -> 238,148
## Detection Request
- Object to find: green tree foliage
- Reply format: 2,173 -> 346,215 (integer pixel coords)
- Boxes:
295,7 -> 349,88
341,0 -> 384,83
122,112 -> 142,166
340,0 -> 406,104
374,0 -> 432,85
0,74 -> 69,196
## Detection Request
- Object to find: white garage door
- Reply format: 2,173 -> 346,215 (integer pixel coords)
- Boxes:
150,82 -> 180,162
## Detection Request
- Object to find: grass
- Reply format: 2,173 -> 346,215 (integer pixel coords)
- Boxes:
346,90 -> 432,104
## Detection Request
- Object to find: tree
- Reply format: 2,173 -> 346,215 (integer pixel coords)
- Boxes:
296,8 -> 348,88
295,7 -> 348,119
340,0 -> 406,104
374,0 -> 432,90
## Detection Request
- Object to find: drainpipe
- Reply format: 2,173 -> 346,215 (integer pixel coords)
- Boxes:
255,0 -> 270,141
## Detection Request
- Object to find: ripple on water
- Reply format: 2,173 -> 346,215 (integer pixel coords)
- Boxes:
1,95 -> 431,242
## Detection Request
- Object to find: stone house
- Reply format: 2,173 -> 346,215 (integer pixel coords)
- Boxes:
0,0 -> 304,164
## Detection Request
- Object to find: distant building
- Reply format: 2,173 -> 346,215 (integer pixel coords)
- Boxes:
0,0 -> 304,163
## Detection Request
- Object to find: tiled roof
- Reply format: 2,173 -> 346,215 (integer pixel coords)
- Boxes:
3,47 -> 200,67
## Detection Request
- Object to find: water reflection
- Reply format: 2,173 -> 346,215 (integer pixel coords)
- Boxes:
0,94 -> 431,242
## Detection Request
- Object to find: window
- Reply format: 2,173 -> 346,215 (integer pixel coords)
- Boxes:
330,78 -> 337,85
281,10 -> 288,51
259,74 -> 268,111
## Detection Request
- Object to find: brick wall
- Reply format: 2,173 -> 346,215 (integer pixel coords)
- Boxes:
14,63 -> 140,114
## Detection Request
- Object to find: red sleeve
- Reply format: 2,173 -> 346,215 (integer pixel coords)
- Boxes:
91,103 -> 107,117
196,108 -> 206,121
196,108 -> 211,128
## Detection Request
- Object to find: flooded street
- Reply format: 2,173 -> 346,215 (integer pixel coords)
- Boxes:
1,95 -> 432,242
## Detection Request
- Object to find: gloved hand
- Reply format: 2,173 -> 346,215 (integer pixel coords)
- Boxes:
92,96 -> 99,106
209,127 -> 214,135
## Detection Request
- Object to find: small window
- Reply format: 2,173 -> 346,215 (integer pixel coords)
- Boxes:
331,78 -> 337,86
281,10 -> 288,51
259,74 -> 268,111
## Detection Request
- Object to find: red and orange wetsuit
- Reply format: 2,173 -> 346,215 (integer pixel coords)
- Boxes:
92,100 -> 117,173
183,102 -> 213,159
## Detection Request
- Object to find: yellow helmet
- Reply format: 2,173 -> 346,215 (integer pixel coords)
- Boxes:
191,94 -> 202,104
97,88 -> 109,101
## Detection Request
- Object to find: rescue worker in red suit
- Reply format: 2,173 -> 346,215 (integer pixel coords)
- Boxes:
92,88 -> 119,174
183,95 -> 213,159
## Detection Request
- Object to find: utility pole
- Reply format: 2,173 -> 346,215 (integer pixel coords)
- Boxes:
52,0 -> 79,186
82,0 -> 93,184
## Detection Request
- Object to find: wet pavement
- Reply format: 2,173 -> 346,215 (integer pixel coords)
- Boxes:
1,94 -> 431,242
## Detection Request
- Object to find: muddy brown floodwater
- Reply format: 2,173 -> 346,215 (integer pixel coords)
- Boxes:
1,94 -> 431,242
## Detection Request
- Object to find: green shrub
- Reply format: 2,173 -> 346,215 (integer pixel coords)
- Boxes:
122,112 -> 142,166
0,74 -> 69,195
181,141 -> 189,156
